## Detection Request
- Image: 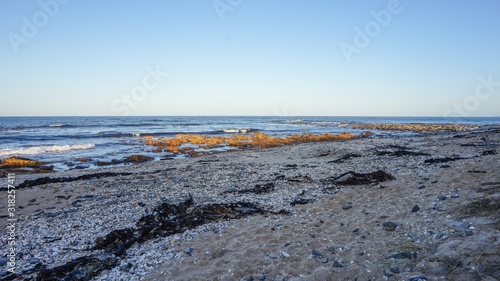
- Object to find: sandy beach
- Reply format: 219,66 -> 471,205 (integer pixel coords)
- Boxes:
1,126 -> 499,281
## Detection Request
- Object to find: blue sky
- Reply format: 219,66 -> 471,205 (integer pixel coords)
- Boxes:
1,0 -> 499,116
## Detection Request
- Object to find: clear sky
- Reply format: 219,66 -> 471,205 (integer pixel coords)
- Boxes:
1,0 -> 499,116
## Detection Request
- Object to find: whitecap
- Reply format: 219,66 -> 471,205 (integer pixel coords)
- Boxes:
0,143 -> 96,157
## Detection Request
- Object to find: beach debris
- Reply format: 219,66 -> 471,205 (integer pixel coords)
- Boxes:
238,182 -> 275,194
482,149 -> 497,156
290,198 -> 315,206
327,153 -> 361,163
14,172 -> 133,189
424,156 -> 466,164
376,149 -> 429,157
333,170 -> 395,186
412,205 -> 421,212
124,154 -> 153,163
36,254 -> 118,281
35,195 -> 286,280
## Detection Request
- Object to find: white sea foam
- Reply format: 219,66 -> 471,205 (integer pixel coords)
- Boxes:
0,143 -> 96,156
223,129 -> 251,133
49,124 -> 64,127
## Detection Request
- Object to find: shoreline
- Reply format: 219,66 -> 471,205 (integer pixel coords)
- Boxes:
0,127 -> 499,280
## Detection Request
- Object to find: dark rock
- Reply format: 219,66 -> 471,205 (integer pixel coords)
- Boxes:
430,180 -> 438,183
418,185 -> 426,189
465,230 -> 474,237
124,154 -> 153,163
73,165 -> 89,170
389,264 -> 400,273
183,247 -> 192,255
387,252 -> 413,260
312,250 -> 327,263
0,258 -> 7,266
342,204 -> 352,210
438,195 -> 447,201
383,221 -> 399,231
332,260 -> 344,268
412,205 -> 421,212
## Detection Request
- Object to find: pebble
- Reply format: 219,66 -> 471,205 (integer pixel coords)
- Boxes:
279,251 -> 290,258
342,204 -> 352,210
411,205 -> 421,212
387,252 -> 416,260
183,248 -> 192,255
449,221 -> 470,231
332,260 -> 344,268
389,264 -> 400,273
465,230 -> 474,237
383,221 -> 399,231
0,258 -> 7,266
438,195 -> 447,201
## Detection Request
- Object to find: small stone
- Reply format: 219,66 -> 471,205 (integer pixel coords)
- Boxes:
332,260 -> 344,268
342,204 -> 352,210
267,253 -> 278,259
465,230 -> 474,237
253,274 -> 266,280
312,249 -> 328,263
408,275 -> 427,281
0,258 -> 7,266
389,264 -> 400,273
279,251 -> 290,258
449,221 -> 470,231
388,252 -> 412,260
29,258 -> 41,264
412,205 -> 421,212
183,247 -> 192,255
431,180 -> 438,183
383,221 -> 399,231
438,195 -> 447,201
418,185 -> 426,189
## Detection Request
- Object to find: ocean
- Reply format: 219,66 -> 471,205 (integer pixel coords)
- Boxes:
1,116 -> 499,171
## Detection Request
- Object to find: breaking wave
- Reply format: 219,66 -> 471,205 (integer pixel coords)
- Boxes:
0,143 -> 96,157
